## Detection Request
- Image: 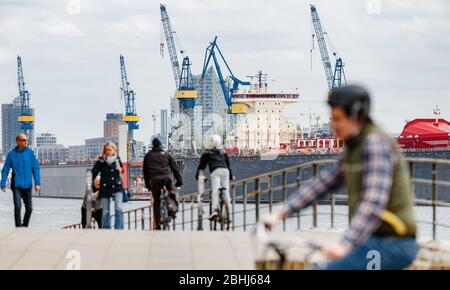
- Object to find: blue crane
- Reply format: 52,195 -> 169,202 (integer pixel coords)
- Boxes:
160,4 -> 181,87
160,4 -> 197,112
17,55 -> 34,131
120,55 -> 139,132
201,36 -> 250,114
310,5 -> 346,91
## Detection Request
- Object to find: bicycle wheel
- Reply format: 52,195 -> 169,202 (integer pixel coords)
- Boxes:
160,199 -> 169,231
220,200 -> 230,231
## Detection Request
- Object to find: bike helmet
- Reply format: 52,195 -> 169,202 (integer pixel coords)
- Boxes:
208,134 -> 223,150
328,85 -> 371,121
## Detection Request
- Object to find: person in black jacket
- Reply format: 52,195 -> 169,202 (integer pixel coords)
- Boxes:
143,137 -> 183,230
92,142 -> 124,229
196,134 -> 235,220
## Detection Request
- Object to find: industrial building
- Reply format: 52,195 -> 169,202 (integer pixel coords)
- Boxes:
35,131 -> 69,163
36,145 -> 68,164
104,113 -> 125,138
36,131 -> 57,147
68,145 -> 88,162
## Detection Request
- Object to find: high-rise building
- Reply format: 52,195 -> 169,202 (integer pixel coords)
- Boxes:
169,67 -> 226,152
194,67 -> 227,126
103,113 -> 125,138
160,109 -> 168,147
2,97 -> 35,154
36,131 -> 57,148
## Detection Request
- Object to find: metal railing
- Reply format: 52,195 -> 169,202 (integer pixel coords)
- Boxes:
64,158 -> 450,240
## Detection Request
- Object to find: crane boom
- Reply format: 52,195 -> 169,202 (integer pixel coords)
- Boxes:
201,36 -> 250,114
17,55 -> 34,130
120,55 -> 139,131
160,4 -> 181,87
310,5 -> 334,91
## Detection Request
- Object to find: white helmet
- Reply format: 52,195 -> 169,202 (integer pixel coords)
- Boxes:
208,134 -> 223,150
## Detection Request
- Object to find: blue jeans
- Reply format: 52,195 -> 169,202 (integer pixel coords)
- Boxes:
12,187 -> 33,227
320,236 -> 419,270
101,191 -> 124,229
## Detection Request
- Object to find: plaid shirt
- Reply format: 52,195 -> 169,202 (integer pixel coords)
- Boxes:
286,133 -> 397,247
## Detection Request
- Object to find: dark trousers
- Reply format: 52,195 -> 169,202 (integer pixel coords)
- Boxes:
149,176 -> 176,230
12,187 -> 33,227
81,207 -> 103,229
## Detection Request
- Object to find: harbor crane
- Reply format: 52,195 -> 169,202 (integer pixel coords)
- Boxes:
160,4 -> 198,155
17,56 -> 34,134
310,4 -> 347,91
119,55 -> 140,161
201,36 -> 250,114
160,3 -> 197,115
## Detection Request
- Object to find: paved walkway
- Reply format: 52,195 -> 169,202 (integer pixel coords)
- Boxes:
0,229 -> 256,270
1,228 -> 449,270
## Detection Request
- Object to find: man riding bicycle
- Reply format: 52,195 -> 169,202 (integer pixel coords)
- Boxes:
196,134 -> 235,220
265,85 -> 418,270
143,137 -> 183,230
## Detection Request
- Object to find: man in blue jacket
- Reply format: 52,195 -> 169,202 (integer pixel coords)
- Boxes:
1,134 -> 41,227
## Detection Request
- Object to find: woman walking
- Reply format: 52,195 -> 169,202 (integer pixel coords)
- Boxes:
92,142 -> 124,229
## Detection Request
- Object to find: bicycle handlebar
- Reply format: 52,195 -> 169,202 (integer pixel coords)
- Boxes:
253,222 -> 325,269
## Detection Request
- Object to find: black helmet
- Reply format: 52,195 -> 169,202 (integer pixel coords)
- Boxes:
328,85 -> 371,121
152,136 -> 162,148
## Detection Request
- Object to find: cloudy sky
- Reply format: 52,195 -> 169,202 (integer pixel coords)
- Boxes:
0,0 -> 449,146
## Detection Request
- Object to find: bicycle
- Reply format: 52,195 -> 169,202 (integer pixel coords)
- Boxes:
253,222 -> 326,270
214,185 -> 231,231
198,172 -> 231,231
159,186 -> 176,231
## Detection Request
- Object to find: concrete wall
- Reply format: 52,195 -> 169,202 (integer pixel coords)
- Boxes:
38,164 -> 91,198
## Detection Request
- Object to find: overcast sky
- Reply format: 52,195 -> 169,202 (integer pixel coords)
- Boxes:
0,0 -> 449,146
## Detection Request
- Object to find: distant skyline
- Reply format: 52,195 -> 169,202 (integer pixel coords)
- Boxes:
0,0 -> 449,146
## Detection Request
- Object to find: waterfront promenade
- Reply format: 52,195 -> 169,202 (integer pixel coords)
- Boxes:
1,228 -> 450,270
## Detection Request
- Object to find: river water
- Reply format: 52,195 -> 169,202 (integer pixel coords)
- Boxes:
0,193 -> 449,240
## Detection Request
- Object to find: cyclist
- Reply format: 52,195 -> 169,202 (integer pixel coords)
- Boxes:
143,137 -> 183,230
265,85 -> 418,270
196,134 -> 235,220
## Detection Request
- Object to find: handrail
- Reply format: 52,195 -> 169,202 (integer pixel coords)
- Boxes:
64,158 -> 450,240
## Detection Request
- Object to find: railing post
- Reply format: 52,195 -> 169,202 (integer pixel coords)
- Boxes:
84,169 -> 93,229
148,204 -> 153,230
141,208 -> 145,230
134,210 -> 137,230
232,184 -> 236,231
409,161 -> 415,195
330,192 -> 335,229
282,171 -> 287,231
182,199 -> 185,231
432,162 -> 437,240
197,194 -> 203,231
128,211 -> 131,230
243,181 -> 247,231
312,164 -> 318,228
268,175 -> 273,213
191,197 -> 194,231
255,178 -> 260,224
296,168 -> 301,230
